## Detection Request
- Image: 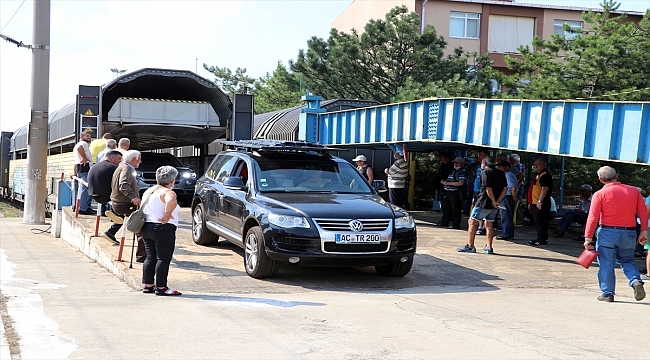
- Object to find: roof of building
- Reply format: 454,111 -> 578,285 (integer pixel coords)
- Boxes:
445,0 -> 646,16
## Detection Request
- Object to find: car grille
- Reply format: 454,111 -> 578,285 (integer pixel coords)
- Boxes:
141,172 -> 181,180
273,237 -> 314,252
324,242 -> 389,253
313,219 -> 390,232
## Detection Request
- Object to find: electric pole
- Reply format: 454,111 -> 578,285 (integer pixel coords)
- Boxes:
23,0 -> 51,224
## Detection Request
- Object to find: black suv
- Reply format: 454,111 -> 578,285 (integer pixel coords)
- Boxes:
191,140 -> 416,278
136,152 -> 197,206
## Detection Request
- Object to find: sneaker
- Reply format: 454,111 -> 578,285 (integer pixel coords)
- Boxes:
528,240 -> 547,246
105,210 -> 124,225
553,231 -> 565,238
641,274 -> 650,281
597,294 -> 614,302
100,232 -> 119,244
457,244 -> 476,253
476,229 -> 486,236
633,281 -> 646,301
495,235 -> 512,240
482,247 -> 494,254
78,209 -> 95,215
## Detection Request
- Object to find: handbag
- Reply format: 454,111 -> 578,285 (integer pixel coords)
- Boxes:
125,185 -> 162,233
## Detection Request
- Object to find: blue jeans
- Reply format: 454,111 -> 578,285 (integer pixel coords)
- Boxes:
557,210 -> 587,232
77,172 -> 92,211
595,227 -> 642,296
499,195 -> 515,238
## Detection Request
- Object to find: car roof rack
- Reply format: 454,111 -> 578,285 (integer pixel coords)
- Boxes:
221,140 -> 333,154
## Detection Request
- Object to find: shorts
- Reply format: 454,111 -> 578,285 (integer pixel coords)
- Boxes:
470,206 -> 498,222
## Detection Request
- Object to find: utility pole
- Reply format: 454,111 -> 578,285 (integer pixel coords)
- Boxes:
23,0 -> 51,224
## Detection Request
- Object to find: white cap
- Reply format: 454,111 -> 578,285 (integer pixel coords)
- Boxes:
352,155 -> 367,162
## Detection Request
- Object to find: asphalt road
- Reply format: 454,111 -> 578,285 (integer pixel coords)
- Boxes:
0,210 -> 648,359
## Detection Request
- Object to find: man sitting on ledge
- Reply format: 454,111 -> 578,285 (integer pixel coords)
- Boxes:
554,184 -> 592,238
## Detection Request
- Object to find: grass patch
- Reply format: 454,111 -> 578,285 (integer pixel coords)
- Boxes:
0,201 -> 23,218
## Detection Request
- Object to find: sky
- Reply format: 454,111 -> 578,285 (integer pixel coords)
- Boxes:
1,0 -> 649,133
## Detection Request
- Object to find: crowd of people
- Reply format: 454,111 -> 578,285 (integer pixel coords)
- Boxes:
74,131 -> 182,296
75,133 -> 649,302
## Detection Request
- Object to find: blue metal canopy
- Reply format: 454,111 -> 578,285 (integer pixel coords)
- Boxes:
299,96 -> 650,164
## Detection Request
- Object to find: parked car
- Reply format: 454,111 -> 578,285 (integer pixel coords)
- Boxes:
191,140 -> 417,278
136,152 -> 197,206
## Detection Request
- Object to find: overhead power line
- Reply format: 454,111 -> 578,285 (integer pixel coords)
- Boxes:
0,0 -> 27,32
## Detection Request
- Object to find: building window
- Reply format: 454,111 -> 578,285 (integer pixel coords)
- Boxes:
554,20 -> 582,39
450,12 -> 480,39
488,15 -> 534,53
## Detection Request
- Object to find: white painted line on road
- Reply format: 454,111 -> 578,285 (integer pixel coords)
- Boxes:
0,249 -> 77,359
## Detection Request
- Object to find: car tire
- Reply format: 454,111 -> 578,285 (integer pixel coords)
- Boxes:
244,227 -> 279,278
375,257 -> 413,277
192,203 -> 220,246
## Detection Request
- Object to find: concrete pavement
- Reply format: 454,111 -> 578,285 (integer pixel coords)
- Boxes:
56,207 -> 648,297
0,208 -> 648,359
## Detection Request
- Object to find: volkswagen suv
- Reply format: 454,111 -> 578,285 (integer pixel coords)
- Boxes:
191,140 -> 416,278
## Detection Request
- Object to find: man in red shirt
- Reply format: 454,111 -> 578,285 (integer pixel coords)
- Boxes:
584,166 -> 649,302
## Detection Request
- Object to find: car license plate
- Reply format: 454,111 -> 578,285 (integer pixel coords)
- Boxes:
335,233 -> 380,244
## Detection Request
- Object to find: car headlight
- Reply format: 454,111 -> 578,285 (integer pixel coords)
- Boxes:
182,172 -> 197,179
268,213 -> 310,228
395,215 -> 415,229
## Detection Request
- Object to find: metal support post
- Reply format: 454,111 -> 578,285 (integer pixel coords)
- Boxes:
23,0 -> 51,224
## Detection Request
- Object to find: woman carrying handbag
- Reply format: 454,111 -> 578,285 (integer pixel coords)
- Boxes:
140,166 -> 182,296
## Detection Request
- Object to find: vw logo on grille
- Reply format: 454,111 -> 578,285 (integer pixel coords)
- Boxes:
349,220 -> 363,232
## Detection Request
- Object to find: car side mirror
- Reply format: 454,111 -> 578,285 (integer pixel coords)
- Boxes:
223,176 -> 248,191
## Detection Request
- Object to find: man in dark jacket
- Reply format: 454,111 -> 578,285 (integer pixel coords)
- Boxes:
87,150 -> 122,242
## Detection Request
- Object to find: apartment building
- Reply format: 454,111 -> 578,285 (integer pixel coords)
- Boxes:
332,0 -> 644,72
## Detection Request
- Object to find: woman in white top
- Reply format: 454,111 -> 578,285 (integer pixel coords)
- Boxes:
140,166 -> 182,296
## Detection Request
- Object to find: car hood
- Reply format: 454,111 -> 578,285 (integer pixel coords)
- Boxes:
258,193 -> 400,219
137,165 -> 191,173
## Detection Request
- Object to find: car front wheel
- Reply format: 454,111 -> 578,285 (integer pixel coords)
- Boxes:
375,257 -> 413,277
244,227 -> 279,278
192,203 -> 219,246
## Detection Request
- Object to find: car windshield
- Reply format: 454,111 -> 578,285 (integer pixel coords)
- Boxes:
255,159 -> 374,194
140,153 -> 183,168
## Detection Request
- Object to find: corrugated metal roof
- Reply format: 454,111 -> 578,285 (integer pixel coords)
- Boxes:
253,99 -> 381,140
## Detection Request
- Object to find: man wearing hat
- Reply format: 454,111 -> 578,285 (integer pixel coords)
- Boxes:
440,156 -> 467,229
353,154 -> 374,185
496,160 -> 518,240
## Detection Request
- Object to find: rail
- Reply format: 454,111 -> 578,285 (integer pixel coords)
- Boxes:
68,173 -> 132,262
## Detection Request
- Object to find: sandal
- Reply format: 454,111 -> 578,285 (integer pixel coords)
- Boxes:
155,287 -> 182,296
142,286 -> 155,294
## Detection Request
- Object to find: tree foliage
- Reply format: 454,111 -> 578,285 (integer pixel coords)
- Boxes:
253,62 -> 303,114
290,5 -> 496,103
500,1 -> 650,100
203,64 -> 256,99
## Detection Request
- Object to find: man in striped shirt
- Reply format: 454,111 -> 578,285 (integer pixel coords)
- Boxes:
385,151 -> 409,209
584,166 -> 648,302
